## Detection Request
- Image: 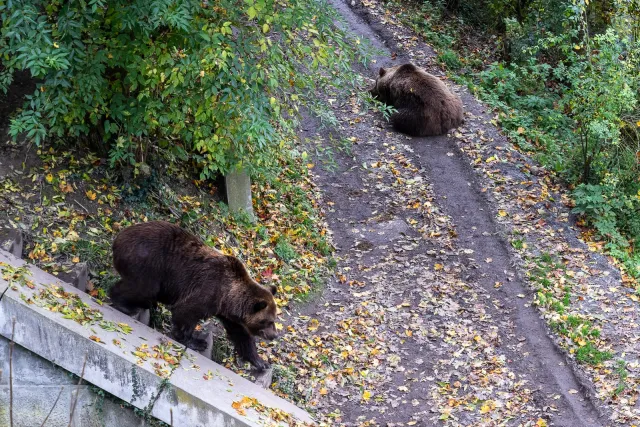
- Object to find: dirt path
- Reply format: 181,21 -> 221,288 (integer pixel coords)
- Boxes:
266,0 -> 631,425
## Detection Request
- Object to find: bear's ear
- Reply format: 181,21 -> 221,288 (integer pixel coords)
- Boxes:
253,300 -> 268,313
378,67 -> 386,77
225,255 -> 247,276
269,285 -> 277,296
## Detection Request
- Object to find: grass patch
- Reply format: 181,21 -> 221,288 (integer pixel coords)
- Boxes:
530,253 -> 612,366
511,239 -> 525,250
274,236 -> 298,263
575,342 -> 613,366
614,360 -> 629,396
272,364 -> 307,404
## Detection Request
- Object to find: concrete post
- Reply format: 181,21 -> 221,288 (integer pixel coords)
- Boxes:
72,262 -> 88,293
225,169 -> 256,223
0,229 -> 23,258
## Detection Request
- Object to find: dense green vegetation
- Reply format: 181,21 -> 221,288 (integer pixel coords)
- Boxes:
394,0 -> 640,278
0,0 -> 369,179
0,0 -> 373,313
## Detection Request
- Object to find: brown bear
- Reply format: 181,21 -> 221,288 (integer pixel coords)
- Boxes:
370,63 -> 464,136
108,220 -> 278,370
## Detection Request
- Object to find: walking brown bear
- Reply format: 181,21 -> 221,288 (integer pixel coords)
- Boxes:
370,63 -> 464,136
109,220 -> 278,370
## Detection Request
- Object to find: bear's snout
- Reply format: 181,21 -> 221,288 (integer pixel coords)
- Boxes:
258,326 -> 279,341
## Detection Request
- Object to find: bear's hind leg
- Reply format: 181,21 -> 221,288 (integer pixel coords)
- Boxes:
109,280 -> 147,317
170,305 -> 208,352
390,109 -> 425,136
219,317 -> 269,370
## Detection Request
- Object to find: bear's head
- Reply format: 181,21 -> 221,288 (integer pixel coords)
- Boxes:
226,256 -> 279,340
369,66 -> 398,103
245,283 -> 278,341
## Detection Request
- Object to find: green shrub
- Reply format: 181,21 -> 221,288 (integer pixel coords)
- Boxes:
469,1 -> 640,269
437,49 -> 462,70
0,0 -> 370,178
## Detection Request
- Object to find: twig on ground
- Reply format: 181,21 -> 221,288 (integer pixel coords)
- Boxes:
67,351 -> 88,427
73,199 -> 90,214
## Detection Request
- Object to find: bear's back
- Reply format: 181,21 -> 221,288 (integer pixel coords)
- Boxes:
386,64 -> 454,106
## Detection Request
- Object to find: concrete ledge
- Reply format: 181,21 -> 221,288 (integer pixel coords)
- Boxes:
0,250 -> 314,426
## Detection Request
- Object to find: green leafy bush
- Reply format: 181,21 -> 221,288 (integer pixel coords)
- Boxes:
466,0 -> 640,270
0,0 -> 370,178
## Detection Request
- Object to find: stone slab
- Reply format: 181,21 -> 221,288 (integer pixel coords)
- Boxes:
252,367 -> 274,389
71,262 -> 88,292
134,308 -> 150,326
153,349 -> 312,426
0,337 -> 76,386
0,228 -> 23,258
0,249 -> 314,426
197,321 -> 215,359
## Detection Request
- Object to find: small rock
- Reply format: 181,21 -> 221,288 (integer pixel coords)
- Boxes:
253,367 -> 274,389
72,262 -> 89,292
135,309 -> 151,326
1,229 -> 23,258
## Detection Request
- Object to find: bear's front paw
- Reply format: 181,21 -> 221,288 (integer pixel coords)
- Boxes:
251,357 -> 270,371
187,337 -> 208,352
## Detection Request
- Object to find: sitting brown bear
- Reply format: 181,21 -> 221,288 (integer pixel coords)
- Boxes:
370,63 -> 464,136
109,220 -> 278,370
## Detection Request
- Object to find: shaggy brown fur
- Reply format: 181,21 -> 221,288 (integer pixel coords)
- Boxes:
109,221 -> 278,370
370,63 -> 464,136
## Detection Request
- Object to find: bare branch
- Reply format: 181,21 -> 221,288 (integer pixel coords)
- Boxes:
9,317 -> 16,427
67,352 -> 88,427
40,387 -> 65,427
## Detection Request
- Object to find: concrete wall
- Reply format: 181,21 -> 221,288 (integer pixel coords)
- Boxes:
0,335 -> 146,427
